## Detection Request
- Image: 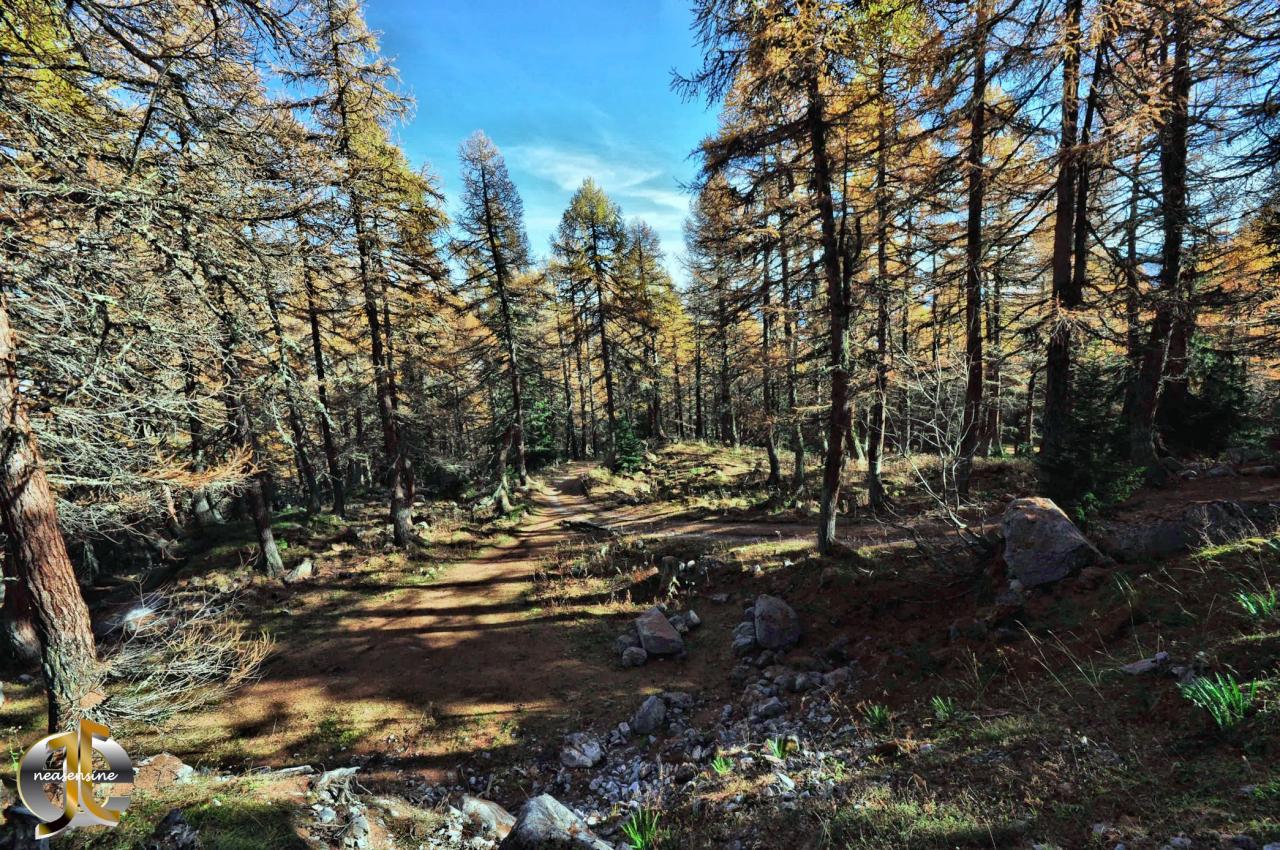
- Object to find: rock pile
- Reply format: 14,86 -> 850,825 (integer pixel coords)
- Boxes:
614,604 -> 701,667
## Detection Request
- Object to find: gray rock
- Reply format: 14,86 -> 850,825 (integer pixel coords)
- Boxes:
143,809 -> 201,850
613,631 -> 640,656
315,806 -> 337,824
662,690 -> 694,709
754,595 -> 801,650
634,606 -> 684,656
1120,651 -> 1170,675
1001,497 -> 1103,587
341,810 -> 370,849
752,697 -> 786,719
283,558 -> 314,584
462,795 -> 516,838
631,695 -> 666,735
669,609 -> 702,633
559,733 -> 603,769
620,646 -> 648,668
791,671 -> 823,692
822,667 -> 853,690
498,794 -> 612,849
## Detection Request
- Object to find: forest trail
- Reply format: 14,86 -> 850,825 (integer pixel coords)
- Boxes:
179,462 -> 728,777
170,461 -> 945,778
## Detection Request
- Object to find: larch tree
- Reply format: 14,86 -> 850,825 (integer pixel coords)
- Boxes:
553,180 -> 627,469
455,131 -> 534,507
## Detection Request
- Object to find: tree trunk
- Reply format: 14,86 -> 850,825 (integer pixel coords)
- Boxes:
571,300 -> 592,458
958,0 -> 989,498
672,342 -> 686,441
694,327 -> 706,440
1040,0 -> 1087,493
782,235 -> 805,492
1128,11 -> 1191,478
227,390 -> 285,579
762,242 -> 781,488
556,312 -> 579,460
809,74 -> 854,555
716,279 -> 736,447
983,271 -> 1003,456
1023,369 -> 1038,453
0,297 -> 98,731
1124,152 -> 1143,365
354,201 -> 414,545
304,267 -> 347,516
867,78 -> 891,510
492,423 -> 516,514
263,280 -> 321,514
588,231 -> 620,467
650,335 -> 664,440
480,167 -> 529,486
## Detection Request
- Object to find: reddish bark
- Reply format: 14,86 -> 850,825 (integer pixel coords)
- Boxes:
0,297 -> 97,731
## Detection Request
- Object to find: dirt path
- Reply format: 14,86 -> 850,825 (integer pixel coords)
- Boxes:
168,461 -> 940,779
176,463 -> 718,778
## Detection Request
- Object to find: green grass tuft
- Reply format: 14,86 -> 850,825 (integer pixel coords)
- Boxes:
861,702 -> 892,732
1236,587 -> 1279,621
621,807 -> 663,849
1179,673 -> 1258,729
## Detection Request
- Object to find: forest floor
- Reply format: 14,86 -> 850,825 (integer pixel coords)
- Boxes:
2,444 -> 1279,850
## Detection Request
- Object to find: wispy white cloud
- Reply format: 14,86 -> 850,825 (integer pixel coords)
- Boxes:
506,144 -> 661,195
505,141 -> 693,279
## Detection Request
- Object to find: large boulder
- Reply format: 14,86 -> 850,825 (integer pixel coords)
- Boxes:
634,607 -> 684,656
1001,497 -> 1103,587
754,595 -> 800,650
498,795 -> 612,850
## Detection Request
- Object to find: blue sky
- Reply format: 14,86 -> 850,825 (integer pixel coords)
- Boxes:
364,0 -> 719,281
